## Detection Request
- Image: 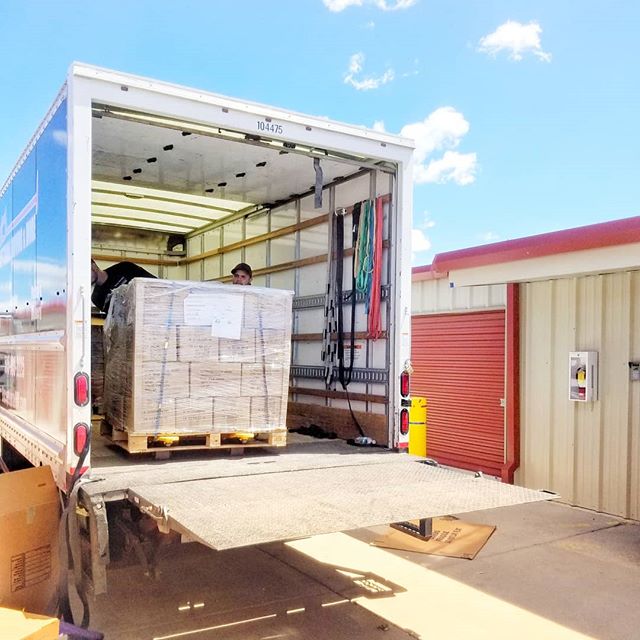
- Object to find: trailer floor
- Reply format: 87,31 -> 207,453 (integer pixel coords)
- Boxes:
81,500 -> 640,640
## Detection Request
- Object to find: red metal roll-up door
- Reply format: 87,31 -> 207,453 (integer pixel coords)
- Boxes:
411,310 -> 505,476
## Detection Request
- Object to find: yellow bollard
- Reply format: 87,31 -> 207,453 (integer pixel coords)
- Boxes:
408,397 -> 427,457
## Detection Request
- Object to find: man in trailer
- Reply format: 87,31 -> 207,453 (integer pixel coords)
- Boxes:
231,262 -> 253,285
91,259 -> 157,312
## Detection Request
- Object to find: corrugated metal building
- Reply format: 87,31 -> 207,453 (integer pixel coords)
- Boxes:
412,217 -> 640,520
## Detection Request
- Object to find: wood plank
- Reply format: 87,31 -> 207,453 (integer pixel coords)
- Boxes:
286,401 -> 388,445
290,387 -> 388,405
291,331 -> 388,342
183,213 -> 330,264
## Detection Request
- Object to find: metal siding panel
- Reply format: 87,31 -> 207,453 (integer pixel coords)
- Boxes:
601,272 -> 632,515
520,271 -> 640,519
631,272 -> 640,520
411,280 -> 506,315
519,281 -> 553,488
549,278 -> 578,499
411,311 -> 505,475
573,275 -> 604,511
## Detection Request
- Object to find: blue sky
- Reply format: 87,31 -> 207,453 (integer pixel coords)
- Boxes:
1,0 -> 638,265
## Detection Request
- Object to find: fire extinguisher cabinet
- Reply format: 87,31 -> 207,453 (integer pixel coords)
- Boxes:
569,351 -> 598,402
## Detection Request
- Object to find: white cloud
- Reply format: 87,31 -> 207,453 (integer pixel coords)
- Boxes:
363,20 -> 376,29
417,150 -> 478,186
480,231 -> 501,242
412,228 -> 432,253
372,120 -> 386,132
344,52 -> 394,91
323,0 -> 363,11
400,107 -> 469,161
478,20 -> 551,62
323,0 -> 415,11
419,212 -> 436,229
348,52 -> 364,74
374,0 -> 417,10
399,107 -> 478,185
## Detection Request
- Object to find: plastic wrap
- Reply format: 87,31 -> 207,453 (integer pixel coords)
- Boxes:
90,324 -> 105,413
103,278 -> 292,434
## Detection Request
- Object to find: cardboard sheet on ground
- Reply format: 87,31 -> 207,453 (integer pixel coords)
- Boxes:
0,606 -> 59,640
372,516 -> 496,560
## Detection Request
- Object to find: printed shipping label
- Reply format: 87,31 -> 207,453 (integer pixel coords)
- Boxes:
10,545 -> 52,592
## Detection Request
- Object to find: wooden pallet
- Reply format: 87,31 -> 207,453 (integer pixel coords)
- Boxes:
100,420 -> 287,454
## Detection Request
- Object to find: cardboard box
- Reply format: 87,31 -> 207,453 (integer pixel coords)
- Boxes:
139,362 -> 190,400
177,326 -> 219,362
255,330 -> 288,364
243,293 -> 292,330
241,364 -> 286,397
190,363 -> 241,397
0,607 -> 59,640
0,467 -> 60,616
213,396 -> 251,432
139,285 -> 189,326
140,326 -> 177,362
218,331 -> 256,363
140,398 -> 177,432
176,396 -> 213,431
250,396 -> 286,430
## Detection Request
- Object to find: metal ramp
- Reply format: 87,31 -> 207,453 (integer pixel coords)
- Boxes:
126,456 -> 554,550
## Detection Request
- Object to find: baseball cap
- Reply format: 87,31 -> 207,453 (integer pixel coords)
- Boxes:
231,262 -> 252,277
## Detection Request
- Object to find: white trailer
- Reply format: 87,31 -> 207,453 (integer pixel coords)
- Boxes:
0,64 -> 549,600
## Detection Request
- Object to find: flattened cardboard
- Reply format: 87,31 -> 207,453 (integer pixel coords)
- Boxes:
0,606 -> 59,640
372,516 -> 496,560
0,466 -> 60,615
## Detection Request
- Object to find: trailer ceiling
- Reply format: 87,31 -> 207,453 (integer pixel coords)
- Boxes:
91,109 -> 368,234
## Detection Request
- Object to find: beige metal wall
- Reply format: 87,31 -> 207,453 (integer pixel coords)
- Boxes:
412,278 -> 506,314
518,270 -> 640,519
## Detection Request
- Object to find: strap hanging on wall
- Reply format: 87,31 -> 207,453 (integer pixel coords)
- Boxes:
367,196 -> 384,339
322,196 -> 386,387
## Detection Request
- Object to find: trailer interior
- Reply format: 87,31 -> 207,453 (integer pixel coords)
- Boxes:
90,103 -> 397,450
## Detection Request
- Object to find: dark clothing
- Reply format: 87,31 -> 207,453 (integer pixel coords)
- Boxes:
92,262 -> 156,312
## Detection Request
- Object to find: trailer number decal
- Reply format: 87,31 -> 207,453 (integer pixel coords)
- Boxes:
257,121 -> 284,135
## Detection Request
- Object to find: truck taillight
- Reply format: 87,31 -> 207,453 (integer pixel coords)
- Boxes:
400,408 -> 409,435
400,371 -> 410,397
73,422 -> 90,456
74,372 -> 90,406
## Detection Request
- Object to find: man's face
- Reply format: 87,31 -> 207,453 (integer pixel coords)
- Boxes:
232,270 -> 252,285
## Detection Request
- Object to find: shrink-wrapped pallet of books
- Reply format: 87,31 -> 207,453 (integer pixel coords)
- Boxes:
103,278 -> 292,437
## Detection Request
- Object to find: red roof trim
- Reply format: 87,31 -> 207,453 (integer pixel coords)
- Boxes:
429,216 -> 640,275
411,264 -> 447,281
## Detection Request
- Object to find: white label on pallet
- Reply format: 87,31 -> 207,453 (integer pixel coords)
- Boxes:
183,293 -> 244,339
210,293 -> 243,339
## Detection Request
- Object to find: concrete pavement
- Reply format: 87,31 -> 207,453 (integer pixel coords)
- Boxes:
86,500 -> 640,639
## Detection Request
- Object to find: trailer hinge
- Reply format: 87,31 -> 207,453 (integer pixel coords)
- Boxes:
139,503 -> 171,534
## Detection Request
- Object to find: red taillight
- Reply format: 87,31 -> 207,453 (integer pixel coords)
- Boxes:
400,408 -> 409,435
74,372 -> 90,406
73,422 -> 90,456
400,371 -> 410,397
